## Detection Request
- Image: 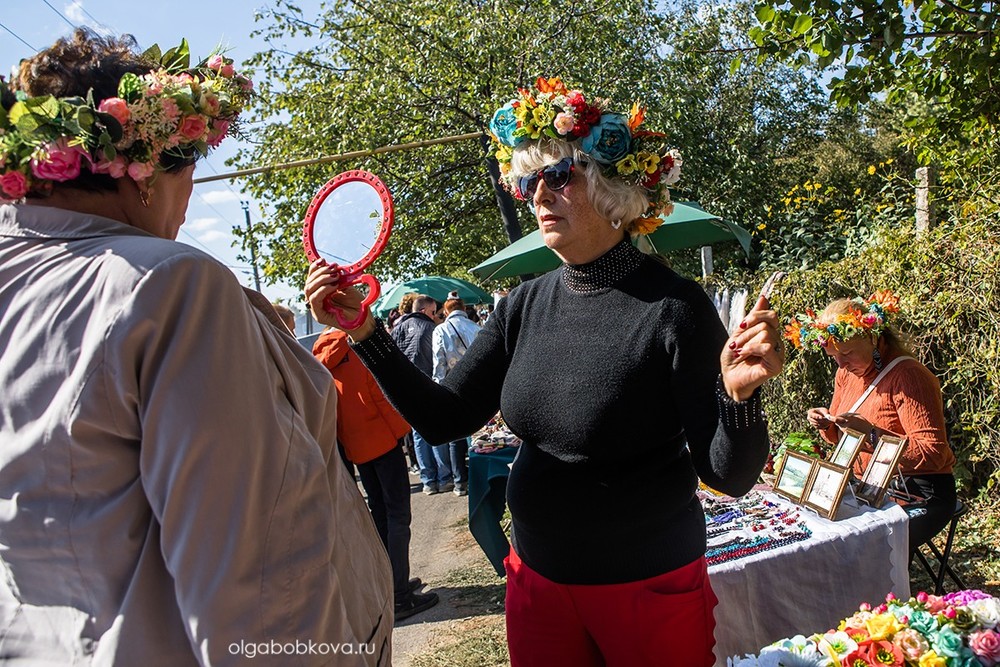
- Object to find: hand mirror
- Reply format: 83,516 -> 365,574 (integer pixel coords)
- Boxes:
302,170 -> 393,329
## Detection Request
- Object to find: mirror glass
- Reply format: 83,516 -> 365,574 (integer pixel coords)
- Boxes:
312,181 -> 384,268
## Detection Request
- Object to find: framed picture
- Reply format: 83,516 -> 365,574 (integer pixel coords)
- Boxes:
801,461 -> 852,519
830,427 -> 866,469
856,435 -> 908,506
772,451 -> 816,503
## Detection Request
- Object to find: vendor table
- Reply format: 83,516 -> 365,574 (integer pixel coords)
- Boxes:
466,450 -> 910,666
710,492 -> 909,666
467,446 -> 518,577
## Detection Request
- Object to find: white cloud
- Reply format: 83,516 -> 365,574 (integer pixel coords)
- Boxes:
198,190 -> 241,205
196,230 -> 230,244
64,2 -> 112,35
186,217 -> 221,231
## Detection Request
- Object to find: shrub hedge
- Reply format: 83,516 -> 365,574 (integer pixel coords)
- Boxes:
727,218 -> 1000,498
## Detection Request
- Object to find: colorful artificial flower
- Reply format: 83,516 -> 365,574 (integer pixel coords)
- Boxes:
0,39 -> 251,200
783,290 -> 902,351
488,76 -> 683,235
731,590 -> 1000,667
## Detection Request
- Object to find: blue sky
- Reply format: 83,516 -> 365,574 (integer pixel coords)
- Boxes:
1,0 -> 323,304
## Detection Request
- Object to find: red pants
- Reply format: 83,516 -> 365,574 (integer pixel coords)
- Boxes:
504,548 -> 718,667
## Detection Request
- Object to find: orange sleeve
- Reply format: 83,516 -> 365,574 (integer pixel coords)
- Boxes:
890,363 -> 955,475
819,369 -> 848,445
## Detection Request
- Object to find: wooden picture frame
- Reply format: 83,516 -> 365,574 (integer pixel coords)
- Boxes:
772,451 -> 816,503
856,435 -> 908,506
801,461 -> 852,520
829,427 -> 866,469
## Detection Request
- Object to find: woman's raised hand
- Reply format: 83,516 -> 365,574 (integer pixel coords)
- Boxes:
807,407 -> 835,429
305,259 -> 376,340
720,293 -> 785,401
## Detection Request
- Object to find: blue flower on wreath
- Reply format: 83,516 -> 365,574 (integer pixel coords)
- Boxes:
580,113 -> 631,164
908,609 -> 939,635
490,103 -> 521,147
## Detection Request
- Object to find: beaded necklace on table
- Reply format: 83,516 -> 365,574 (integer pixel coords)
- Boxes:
700,492 -> 813,566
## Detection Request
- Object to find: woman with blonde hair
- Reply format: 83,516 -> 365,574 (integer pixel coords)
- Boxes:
789,291 -> 957,557
307,76 -> 783,666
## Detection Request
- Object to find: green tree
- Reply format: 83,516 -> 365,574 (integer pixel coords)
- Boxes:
235,0 -> 864,287
748,0 -> 1000,155
237,0 -> 670,287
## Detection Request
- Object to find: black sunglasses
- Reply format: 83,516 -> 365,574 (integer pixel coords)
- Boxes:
516,157 -> 576,200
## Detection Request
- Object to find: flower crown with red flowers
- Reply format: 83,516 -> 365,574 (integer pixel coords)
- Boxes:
488,77 -> 682,235
0,39 -> 252,201
783,290 -> 901,351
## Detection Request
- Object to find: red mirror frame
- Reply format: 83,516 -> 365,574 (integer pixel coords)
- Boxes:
302,170 -> 394,329
302,169 -> 394,273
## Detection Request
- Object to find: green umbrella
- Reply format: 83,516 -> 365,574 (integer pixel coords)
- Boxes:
374,275 -> 494,317
469,202 -> 751,281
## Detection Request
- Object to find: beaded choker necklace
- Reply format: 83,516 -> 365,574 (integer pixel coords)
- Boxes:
562,238 -> 643,293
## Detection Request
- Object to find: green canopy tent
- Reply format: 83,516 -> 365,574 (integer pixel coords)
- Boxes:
469,202 -> 751,281
373,275 -> 493,317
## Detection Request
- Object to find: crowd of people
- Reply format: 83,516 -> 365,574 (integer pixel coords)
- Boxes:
0,29 -> 963,667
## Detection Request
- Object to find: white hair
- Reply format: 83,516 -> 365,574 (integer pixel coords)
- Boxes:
508,139 -> 650,234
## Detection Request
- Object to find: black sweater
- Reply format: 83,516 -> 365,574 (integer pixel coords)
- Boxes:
354,240 -> 769,584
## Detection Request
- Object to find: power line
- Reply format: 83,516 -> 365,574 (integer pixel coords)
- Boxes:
176,227 -> 230,258
76,4 -> 114,33
38,0 -> 78,30
0,21 -> 37,52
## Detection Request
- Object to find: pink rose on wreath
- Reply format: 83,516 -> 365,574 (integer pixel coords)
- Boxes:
127,161 -> 156,182
201,93 -> 221,116
161,98 -> 181,121
0,170 -> 29,199
91,155 -> 128,179
178,115 -> 208,141
553,112 -> 575,135
220,63 -> 235,78
31,139 -> 84,182
207,54 -> 225,70
97,97 -> 131,126
206,119 -> 231,148
971,629 -> 1000,666
892,628 -> 930,661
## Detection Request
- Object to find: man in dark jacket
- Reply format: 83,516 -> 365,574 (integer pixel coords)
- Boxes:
390,295 -> 453,494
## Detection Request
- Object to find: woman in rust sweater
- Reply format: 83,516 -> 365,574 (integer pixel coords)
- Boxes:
790,292 -> 957,556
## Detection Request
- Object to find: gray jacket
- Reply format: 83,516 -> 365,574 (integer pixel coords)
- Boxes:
0,204 -> 392,666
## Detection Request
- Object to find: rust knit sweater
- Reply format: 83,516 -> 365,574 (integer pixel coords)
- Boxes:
820,351 -> 956,477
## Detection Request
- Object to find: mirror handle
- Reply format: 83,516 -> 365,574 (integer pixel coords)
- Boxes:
323,273 -> 381,331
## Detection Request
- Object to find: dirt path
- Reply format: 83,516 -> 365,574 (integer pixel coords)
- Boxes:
391,473 -> 507,666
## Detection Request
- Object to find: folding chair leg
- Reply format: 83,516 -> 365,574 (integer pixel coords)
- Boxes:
914,548 -> 937,591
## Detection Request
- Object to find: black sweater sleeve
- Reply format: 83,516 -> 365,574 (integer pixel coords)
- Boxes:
351,302 -> 511,444
669,286 -> 769,496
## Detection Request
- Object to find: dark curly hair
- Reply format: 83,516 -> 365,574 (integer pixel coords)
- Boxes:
12,28 -> 196,194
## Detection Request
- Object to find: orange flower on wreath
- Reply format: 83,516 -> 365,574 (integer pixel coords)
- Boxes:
534,77 -> 568,95
783,323 -> 802,348
632,216 -> 662,235
870,289 -> 900,313
628,101 -> 646,131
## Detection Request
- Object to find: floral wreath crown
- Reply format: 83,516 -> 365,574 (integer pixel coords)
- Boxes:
783,290 -> 901,351
0,39 -> 252,201
488,77 -> 682,235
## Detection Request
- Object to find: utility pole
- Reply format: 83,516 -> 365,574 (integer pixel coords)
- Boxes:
241,200 -> 262,293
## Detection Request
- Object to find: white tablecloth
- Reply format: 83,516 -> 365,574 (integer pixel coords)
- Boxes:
709,492 -> 910,666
